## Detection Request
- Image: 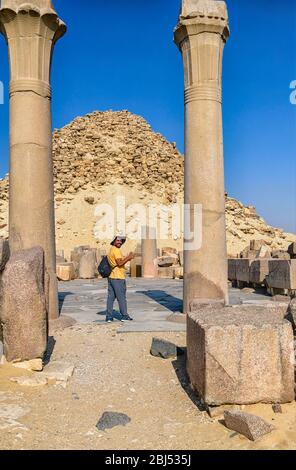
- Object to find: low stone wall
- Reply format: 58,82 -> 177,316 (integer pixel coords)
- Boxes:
228,244 -> 296,295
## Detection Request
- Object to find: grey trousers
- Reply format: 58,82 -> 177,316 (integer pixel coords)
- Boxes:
106,279 -> 128,319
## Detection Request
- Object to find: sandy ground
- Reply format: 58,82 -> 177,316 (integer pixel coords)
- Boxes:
1,323 -> 296,450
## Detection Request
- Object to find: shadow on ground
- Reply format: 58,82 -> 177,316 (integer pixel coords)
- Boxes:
58,292 -> 74,313
44,337 -> 56,366
172,348 -> 206,412
137,290 -> 183,313
96,310 -> 124,321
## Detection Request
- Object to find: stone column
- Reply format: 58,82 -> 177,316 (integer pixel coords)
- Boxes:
141,226 -> 158,279
0,0 -> 66,319
174,0 -> 230,311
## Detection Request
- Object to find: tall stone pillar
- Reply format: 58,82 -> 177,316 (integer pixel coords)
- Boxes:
141,226 -> 158,279
0,1 -> 66,319
174,0 -> 230,311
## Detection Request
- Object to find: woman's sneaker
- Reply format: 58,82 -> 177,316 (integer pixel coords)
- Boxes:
121,315 -> 133,322
106,317 -> 114,323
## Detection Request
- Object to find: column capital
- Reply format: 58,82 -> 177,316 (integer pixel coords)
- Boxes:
0,0 -> 66,98
174,0 -> 230,49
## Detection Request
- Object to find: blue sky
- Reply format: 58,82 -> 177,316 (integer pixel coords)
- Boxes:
0,0 -> 295,232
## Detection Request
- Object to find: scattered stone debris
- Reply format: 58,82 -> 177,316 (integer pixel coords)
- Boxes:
150,338 -> 177,359
272,404 -> 282,414
11,359 -> 43,372
96,412 -> 131,431
224,410 -> 275,441
10,376 -> 48,388
9,362 -> 75,388
41,361 -> 75,386
84,196 -> 95,205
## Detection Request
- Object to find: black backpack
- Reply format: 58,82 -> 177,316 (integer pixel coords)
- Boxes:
98,256 -> 113,278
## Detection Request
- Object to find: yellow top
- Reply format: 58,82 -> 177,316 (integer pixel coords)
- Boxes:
108,246 -> 126,280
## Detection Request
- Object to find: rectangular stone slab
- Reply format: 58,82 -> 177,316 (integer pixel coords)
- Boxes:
158,267 -> 175,279
267,259 -> 296,290
236,259 -> 252,283
57,263 -> 75,281
130,257 -> 142,278
288,243 -> 296,257
228,259 -> 238,281
249,259 -> 269,285
187,305 -> 294,405
180,0 -> 228,19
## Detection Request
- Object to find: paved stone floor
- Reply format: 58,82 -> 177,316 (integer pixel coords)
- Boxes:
59,278 -> 272,333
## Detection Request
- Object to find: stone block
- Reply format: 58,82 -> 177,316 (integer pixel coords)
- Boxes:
272,404 -> 282,414
288,243 -> 296,258
150,338 -> 177,359
228,259 -> 238,281
0,238 -> 10,272
0,247 -> 47,363
187,305 -> 294,405
240,248 -> 257,259
178,250 -> 184,267
239,301 -> 288,319
224,411 -> 275,441
257,245 -> 271,259
70,250 -> 81,263
41,361 -> 74,384
174,266 -> 184,279
250,239 -> 266,251
96,412 -> 131,431
161,247 -> 178,256
158,256 -> 178,268
272,250 -> 290,260
236,259 -> 252,283
249,259 -> 269,285
130,257 -> 142,278
57,262 -> 75,281
266,259 -> 296,290
56,255 -> 66,264
158,267 -> 175,279
11,358 -> 43,372
78,250 -> 97,279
